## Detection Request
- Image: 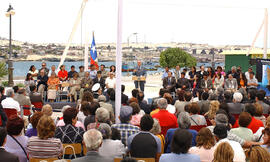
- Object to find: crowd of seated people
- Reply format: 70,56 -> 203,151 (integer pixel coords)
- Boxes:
0,64 -> 270,162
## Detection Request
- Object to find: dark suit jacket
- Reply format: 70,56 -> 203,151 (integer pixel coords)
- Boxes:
37,75 -> 48,90
177,78 -> 190,90
0,148 -> 19,162
93,77 -> 106,90
163,77 -> 177,92
71,151 -> 113,162
200,79 -> 213,90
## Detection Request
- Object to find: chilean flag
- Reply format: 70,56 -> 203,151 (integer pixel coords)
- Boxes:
90,33 -> 98,69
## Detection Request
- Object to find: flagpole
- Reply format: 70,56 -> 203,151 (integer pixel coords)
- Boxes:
84,31 -> 89,72
264,8 -> 268,59
115,0 -> 123,123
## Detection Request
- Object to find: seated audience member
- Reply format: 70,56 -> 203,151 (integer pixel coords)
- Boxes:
27,115 -> 62,159
111,128 -> 121,141
165,112 -> 197,153
256,90 -> 270,114
189,128 -> 215,162
200,72 -> 213,92
79,72 -> 93,99
97,123 -> 125,158
47,72 -> 60,102
58,65 -> 68,82
163,93 -> 176,114
247,71 -> 258,91
219,103 -> 236,126
121,85 -> 129,105
68,65 -> 77,79
254,102 -> 266,125
68,73 -> 81,102
175,91 -> 192,114
152,98 -> 178,136
177,72 -> 191,90
108,89 -> 116,111
254,116 -> 270,142
212,142 -> 234,162
245,89 -> 257,103
0,94 -> 7,127
24,73 -> 35,95
25,112 -> 44,137
262,127 -> 270,152
204,100 -> 220,120
198,92 -> 210,115
5,116 -> 28,162
84,102 -> 100,129
0,86 -> 6,102
150,118 -> 165,153
233,104 -> 264,133
163,71 -> 177,92
160,129 -> 200,162
77,101 -> 90,124
246,145 -> 270,161
1,89 -> 20,114
55,108 -> 84,143
111,106 -> 140,146
227,92 -> 244,114
14,88 -> 31,108
0,127 -> 19,162
137,91 -> 151,114
41,104 -> 53,116
87,107 -> 110,130
37,69 -> 48,96
98,95 -> 114,122
29,85 -> 43,104
13,86 -> 19,98
71,129 -> 113,162
224,74 -> 238,92
206,114 -> 248,147
56,106 -> 85,130
189,102 -> 207,126
128,115 -> 161,158
213,125 -> 246,162
105,72 -> 116,89
230,112 -> 254,141
129,102 -> 144,127
223,90 -> 233,103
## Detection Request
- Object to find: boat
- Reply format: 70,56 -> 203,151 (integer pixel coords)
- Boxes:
122,63 -> 134,72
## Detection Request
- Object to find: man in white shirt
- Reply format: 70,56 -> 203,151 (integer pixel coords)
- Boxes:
105,72 -> 116,89
1,89 -> 20,113
247,72 -> 258,90
245,67 -> 253,79
213,125 -> 246,162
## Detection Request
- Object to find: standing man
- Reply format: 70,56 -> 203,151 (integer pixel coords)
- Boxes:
100,64 -> 108,80
68,65 -> 78,80
39,62 -> 50,76
132,60 -> 147,92
174,65 -> 181,81
78,66 -> 85,79
89,64 -> 97,80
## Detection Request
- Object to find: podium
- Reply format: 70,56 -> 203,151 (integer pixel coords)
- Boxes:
132,76 -> 146,81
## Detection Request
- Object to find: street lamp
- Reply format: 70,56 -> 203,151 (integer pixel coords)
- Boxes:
6,4 -> 15,87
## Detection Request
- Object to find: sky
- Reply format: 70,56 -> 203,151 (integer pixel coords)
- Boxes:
0,0 -> 270,47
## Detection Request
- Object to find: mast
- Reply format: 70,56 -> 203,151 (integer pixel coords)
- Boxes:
57,0 -> 88,70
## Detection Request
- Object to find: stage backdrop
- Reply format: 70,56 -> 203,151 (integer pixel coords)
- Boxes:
256,59 -> 270,85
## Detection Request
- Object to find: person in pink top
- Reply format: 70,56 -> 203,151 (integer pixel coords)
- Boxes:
189,127 -> 216,162
130,102 -> 144,127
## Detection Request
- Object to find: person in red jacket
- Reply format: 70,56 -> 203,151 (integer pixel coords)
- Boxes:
152,98 -> 178,136
233,104 -> 264,133
58,65 -> 68,82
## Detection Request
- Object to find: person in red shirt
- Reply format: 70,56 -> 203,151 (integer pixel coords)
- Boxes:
233,104 -> 264,133
152,98 -> 178,136
58,65 -> 68,82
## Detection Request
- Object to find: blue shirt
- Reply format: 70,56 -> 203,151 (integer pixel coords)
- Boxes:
162,71 -> 174,79
165,128 -> 197,153
160,153 -> 200,162
89,70 -> 97,79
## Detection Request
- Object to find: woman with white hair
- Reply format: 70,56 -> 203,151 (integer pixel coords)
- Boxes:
97,123 -> 125,158
72,129 -> 112,162
150,118 -> 165,153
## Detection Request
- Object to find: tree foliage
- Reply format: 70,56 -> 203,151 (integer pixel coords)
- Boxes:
0,61 -> 8,78
159,48 -> 197,68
